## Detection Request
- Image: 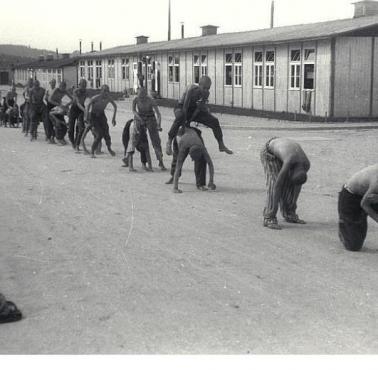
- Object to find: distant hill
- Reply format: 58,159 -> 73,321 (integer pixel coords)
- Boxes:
0,44 -> 54,59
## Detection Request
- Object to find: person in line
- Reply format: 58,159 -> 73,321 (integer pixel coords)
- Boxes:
165,76 -> 233,156
260,137 -> 310,230
48,81 -> 73,145
132,87 -> 166,170
29,80 -> 46,141
22,78 -> 33,136
84,84 -> 117,158
122,118 -> 152,172
68,79 -> 88,152
43,79 -> 57,143
338,164 -> 378,252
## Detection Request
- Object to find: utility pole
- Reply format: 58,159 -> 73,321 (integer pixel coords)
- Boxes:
168,0 -> 171,41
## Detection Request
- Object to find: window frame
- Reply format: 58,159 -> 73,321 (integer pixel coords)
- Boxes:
107,59 -> 115,79
168,54 -> 180,83
253,50 -> 263,88
264,50 -> 275,89
234,52 -> 242,87
303,48 -> 316,91
289,49 -> 301,90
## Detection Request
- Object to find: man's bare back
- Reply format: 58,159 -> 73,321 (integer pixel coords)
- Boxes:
346,164 -> 378,196
269,138 -> 310,169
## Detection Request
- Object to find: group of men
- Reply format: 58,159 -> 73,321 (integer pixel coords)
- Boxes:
4,78 -> 120,157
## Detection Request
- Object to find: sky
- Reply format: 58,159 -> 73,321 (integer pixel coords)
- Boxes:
0,0 -> 358,53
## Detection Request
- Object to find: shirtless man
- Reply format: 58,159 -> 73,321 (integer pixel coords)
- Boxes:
29,80 -> 46,141
44,79 -> 57,143
338,165 -> 378,251
48,81 -> 73,145
166,76 -> 233,156
22,78 -> 33,135
3,86 -> 17,127
171,127 -> 216,194
68,79 -> 87,151
132,87 -> 166,170
260,137 -> 310,230
84,84 -> 117,158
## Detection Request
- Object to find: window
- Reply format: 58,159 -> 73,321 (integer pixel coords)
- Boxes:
254,51 -> 263,87
79,61 -> 85,78
107,59 -> 115,79
265,50 -> 275,88
121,58 -> 129,80
95,60 -> 102,79
290,49 -> 301,89
193,55 -> 200,84
303,48 -> 315,90
146,63 -> 152,80
168,55 -> 180,83
224,52 -> 242,87
193,54 -> 208,84
225,53 -> 233,86
233,53 -> 242,87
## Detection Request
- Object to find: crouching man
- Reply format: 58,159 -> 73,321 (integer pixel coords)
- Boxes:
169,127 -> 216,194
338,164 -> 378,252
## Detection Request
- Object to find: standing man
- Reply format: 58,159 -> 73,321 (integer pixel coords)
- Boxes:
260,137 -> 310,230
68,79 -> 88,151
29,80 -> 46,141
22,78 -> 34,136
338,165 -> 378,252
166,76 -> 233,156
43,79 -> 57,143
84,84 -> 117,158
132,87 -> 166,170
48,81 -> 73,145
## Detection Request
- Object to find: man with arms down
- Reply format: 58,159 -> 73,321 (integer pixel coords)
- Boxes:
260,137 -> 310,230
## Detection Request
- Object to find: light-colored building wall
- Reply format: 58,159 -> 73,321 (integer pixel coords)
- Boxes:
334,36 -> 373,117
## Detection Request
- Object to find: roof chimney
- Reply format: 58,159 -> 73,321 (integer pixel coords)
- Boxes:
201,25 -> 218,36
270,1 -> 275,28
353,1 -> 378,17
99,41 -> 102,51
79,39 -> 82,54
168,0 -> 171,41
181,22 -> 185,39
136,35 -> 149,44
91,41 -> 94,52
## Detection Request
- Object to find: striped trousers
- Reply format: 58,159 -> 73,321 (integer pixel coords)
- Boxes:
260,139 -> 302,221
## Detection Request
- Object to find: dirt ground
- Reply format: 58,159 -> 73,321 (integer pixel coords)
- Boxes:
0,101 -> 378,354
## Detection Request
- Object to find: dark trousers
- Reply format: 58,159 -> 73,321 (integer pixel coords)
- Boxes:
168,107 -> 223,145
29,104 -> 46,137
44,103 -> 55,139
53,114 -> 67,140
91,113 -> 111,154
338,187 -> 367,251
22,102 -> 31,133
68,106 -> 85,147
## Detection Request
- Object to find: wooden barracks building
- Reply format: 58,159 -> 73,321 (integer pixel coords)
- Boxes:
13,0 -> 378,119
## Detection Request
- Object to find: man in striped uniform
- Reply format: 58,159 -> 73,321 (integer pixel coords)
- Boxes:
260,137 -> 310,230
